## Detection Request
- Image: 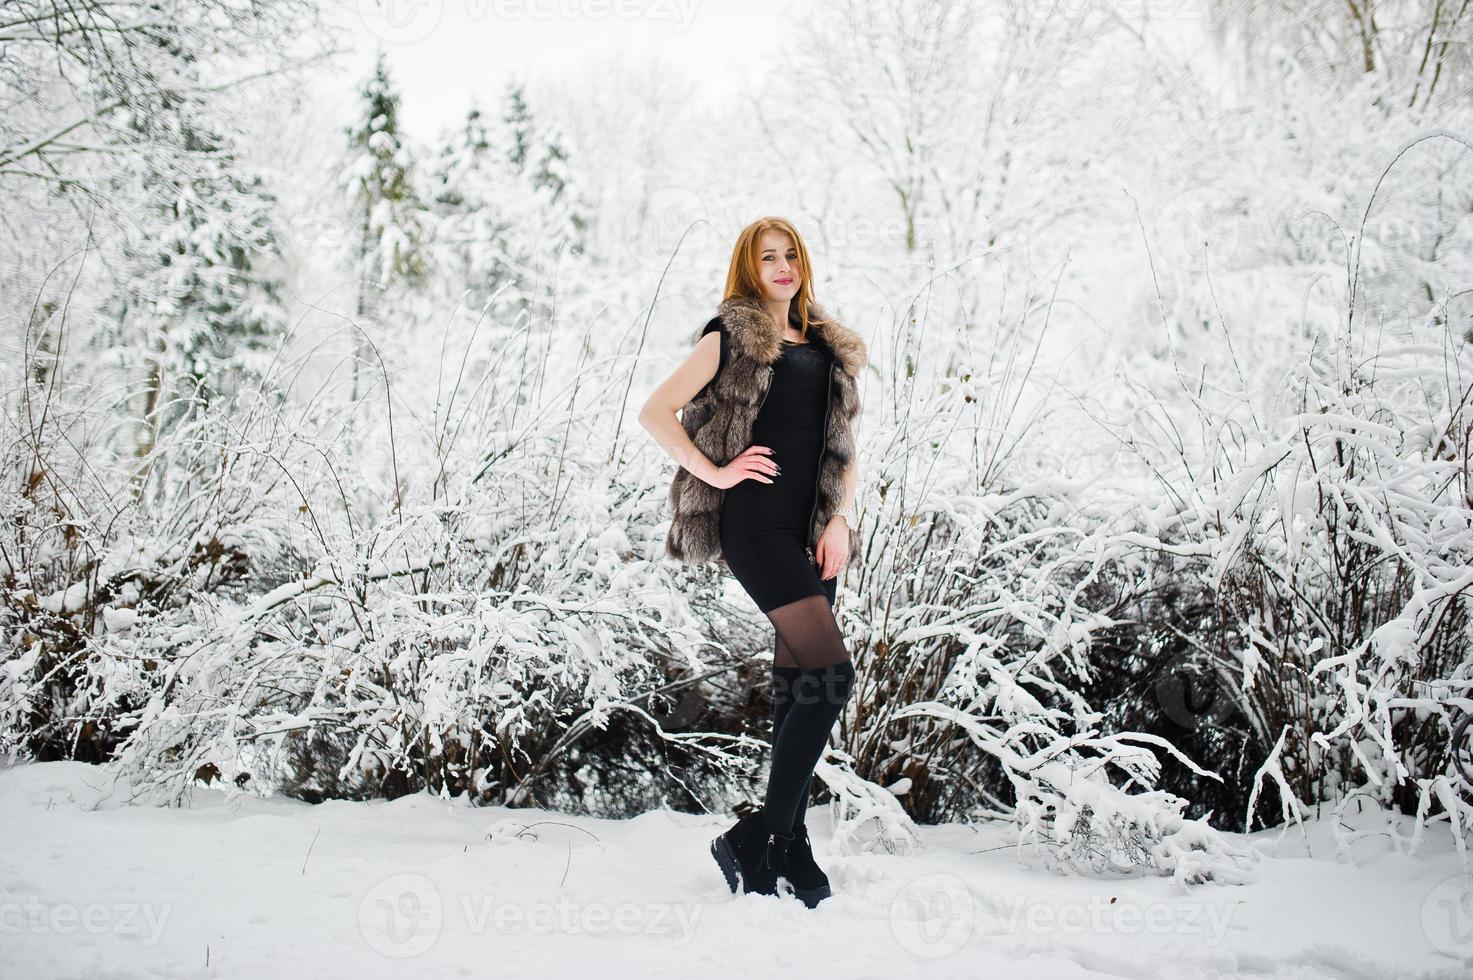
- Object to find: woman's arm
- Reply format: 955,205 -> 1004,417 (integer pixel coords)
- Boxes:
828,455 -> 858,529
638,332 -> 725,486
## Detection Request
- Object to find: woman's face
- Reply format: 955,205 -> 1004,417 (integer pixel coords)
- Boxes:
756,230 -> 802,305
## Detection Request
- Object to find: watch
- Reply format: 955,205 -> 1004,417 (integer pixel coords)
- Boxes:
833,500 -> 857,526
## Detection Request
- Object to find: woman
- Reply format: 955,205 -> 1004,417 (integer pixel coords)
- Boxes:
638,216 -> 867,907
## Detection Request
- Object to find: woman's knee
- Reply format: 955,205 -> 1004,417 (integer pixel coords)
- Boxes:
792,660 -> 855,709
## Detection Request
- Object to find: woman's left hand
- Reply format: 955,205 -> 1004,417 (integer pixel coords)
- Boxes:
814,517 -> 850,580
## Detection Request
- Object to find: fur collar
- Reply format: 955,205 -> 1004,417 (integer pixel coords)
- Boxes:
715,294 -> 868,378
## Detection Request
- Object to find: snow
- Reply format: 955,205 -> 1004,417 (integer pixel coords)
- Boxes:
1,761 -> 1468,979
103,606 -> 139,633
4,4 -> 1473,978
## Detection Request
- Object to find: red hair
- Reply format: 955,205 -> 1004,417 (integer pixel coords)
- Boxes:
721,216 -> 832,337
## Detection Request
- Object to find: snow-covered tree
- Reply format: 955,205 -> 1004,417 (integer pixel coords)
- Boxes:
426,102 -> 518,311
340,53 -> 432,398
0,0 -> 324,193
426,80 -> 589,321
97,123 -> 289,460
503,80 -> 588,249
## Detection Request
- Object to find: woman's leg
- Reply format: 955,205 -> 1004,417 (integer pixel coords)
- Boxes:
762,590 -> 855,835
770,663 -> 803,827
772,559 -> 837,668
769,565 -> 840,828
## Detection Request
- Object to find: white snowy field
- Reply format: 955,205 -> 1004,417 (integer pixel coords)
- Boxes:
1,761 -> 1469,980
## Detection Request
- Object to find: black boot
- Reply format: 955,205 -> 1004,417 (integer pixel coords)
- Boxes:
781,818 -> 832,908
710,801 -> 791,896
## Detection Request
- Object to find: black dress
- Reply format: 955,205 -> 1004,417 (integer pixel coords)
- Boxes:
703,320 -> 838,614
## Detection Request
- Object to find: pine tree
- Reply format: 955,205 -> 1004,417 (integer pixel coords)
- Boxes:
426,82 -> 590,323
427,101 -> 518,311
501,80 -> 588,258
98,112 -> 288,465
341,52 -> 431,399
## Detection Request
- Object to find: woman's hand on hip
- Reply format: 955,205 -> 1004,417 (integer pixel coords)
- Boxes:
708,445 -> 779,489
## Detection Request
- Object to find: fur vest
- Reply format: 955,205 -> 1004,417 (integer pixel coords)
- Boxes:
664,294 -> 867,569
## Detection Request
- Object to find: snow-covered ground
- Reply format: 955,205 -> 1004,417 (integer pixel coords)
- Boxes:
1,760 -> 1469,979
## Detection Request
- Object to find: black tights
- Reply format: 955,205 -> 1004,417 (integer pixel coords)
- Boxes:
763,590 -> 856,835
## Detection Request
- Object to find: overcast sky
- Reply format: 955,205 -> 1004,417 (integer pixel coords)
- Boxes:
318,0 -> 1229,151
323,0 -> 793,141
